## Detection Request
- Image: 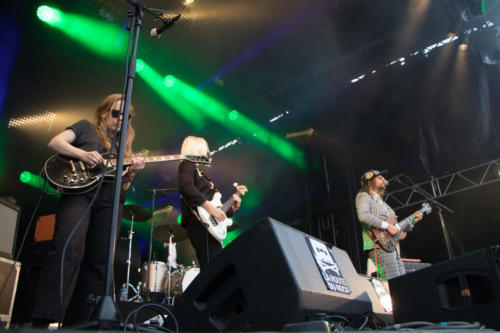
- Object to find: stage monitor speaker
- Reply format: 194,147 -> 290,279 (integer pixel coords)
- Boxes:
173,217 -> 387,332
389,245 -> 500,329
0,198 -> 20,259
0,257 -> 21,328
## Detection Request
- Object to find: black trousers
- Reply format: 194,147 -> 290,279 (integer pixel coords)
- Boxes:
32,187 -> 123,325
186,219 -> 222,268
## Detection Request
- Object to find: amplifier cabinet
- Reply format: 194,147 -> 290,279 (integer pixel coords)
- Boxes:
0,257 -> 21,328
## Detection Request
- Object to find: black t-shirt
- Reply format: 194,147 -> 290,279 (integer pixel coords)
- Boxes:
67,120 -> 106,154
66,119 -> 125,203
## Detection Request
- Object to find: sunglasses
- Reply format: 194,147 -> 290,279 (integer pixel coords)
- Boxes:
110,109 -> 132,120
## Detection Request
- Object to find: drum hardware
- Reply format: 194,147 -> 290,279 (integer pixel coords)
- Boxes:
165,234 -> 177,306
122,204 -> 152,301
146,187 -> 179,302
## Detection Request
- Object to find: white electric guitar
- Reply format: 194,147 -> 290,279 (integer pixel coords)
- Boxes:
196,185 -> 248,241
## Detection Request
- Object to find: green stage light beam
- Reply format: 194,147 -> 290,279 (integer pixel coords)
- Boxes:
37,5 -> 126,59
162,75 -> 306,168
19,170 -> 60,196
136,60 -> 207,130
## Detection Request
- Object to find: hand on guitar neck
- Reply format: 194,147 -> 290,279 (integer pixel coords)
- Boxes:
385,211 -> 424,236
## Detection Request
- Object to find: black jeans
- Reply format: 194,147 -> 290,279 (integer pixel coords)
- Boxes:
32,186 -> 123,325
186,219 -> 222,268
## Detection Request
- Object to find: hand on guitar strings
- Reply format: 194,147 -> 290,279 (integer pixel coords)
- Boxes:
80,150 -> 104,168
385,215 -> 399,236
203,200 -> 227,222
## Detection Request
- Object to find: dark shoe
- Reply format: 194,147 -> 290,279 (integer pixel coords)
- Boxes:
31,318 -> 52,329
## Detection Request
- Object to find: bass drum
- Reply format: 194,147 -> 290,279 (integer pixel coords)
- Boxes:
181,267 -> 200,292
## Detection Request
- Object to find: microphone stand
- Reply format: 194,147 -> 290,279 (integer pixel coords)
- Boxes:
82,1 -> 174,328
396,174 -> 455,260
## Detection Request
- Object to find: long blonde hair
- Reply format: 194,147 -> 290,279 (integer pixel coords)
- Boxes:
181,136 -> 210,157
94,93 -> 135,157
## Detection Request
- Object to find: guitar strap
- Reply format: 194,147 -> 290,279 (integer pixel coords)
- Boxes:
180,194 -> 204,225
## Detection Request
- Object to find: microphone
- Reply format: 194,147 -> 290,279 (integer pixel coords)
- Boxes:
387,174 -> 403,184
150,13 -> 181,39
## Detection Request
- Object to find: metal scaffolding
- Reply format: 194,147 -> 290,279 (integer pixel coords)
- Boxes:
385,158 -> 500,210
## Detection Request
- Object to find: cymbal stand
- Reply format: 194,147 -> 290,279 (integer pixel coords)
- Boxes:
166,233 -> 175,306
128,282 -> 143,302
123,212 -> 139,301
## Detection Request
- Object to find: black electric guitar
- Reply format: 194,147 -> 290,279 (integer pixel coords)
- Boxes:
44,153 -> 210,194
367,202 -> 432,252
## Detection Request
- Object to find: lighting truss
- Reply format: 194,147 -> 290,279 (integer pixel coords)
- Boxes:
349,20 -> 495,85
385,158 -> 500,210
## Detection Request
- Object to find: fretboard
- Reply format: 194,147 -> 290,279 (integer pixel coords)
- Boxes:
221,190 -> 243,213
110,154 -> 187,166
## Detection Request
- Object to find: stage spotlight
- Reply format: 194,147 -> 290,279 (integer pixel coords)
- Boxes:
136,59 -> 145,73
458,34 -> 470,51
19,171 -> 59,195
8,111 -> 56,129
228,110 -> 239,121
37,5 -> 62,24
285,128 -> 314,139
163,75 -> 176,87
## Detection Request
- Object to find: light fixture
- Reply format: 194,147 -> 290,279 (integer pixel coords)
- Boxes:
8,111 -> 56,129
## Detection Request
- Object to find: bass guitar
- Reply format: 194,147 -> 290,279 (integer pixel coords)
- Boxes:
367,202 -> 432,252
196,184 -> 248,241
44,153 -> 210,194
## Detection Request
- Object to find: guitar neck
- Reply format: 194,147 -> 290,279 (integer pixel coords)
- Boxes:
221,191 -> 242,213
398,209 -> 423,231
112,154 -> 188,166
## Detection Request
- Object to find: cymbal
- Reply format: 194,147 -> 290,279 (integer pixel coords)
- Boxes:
123,205 -> 152,222
153,224 -> 188,242
228,222 -> 239,232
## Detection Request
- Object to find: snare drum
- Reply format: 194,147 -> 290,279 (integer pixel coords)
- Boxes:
140,261 -> 167,294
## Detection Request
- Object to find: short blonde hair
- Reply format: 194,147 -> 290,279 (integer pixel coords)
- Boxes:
181,136 -> 210,157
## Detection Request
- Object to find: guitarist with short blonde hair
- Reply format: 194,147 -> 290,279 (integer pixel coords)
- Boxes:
178,136 -> 242,268
355,170 -> 423,280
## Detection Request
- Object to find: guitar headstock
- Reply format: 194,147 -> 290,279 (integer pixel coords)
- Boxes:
185,155 -> 212,165
421,202 -> 432,214
234,184 -> 248,196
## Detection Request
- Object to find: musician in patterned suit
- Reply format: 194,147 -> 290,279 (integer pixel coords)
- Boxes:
178,136 -> 241,268
355,170 -> 423,280
32,94 -> 145,327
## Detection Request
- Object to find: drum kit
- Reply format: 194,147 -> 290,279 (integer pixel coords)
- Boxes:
120,204 -> 202,305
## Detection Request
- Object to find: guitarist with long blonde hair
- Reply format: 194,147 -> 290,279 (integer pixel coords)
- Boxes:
355,170 -> 423,280
178,136 -> 241,268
